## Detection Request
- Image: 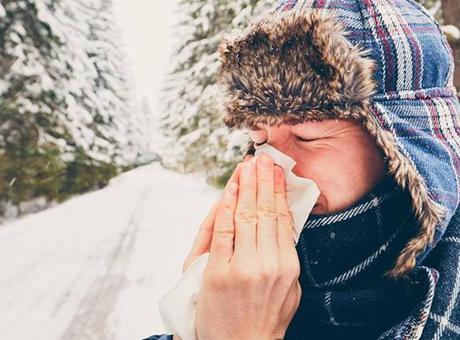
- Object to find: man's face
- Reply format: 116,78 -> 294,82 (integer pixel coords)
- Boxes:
247,119 -> 387,215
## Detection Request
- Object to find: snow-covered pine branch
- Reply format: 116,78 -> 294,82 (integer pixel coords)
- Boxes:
159,0 -> 274,184
0,0 -> 153,218
443,25 -> 460,43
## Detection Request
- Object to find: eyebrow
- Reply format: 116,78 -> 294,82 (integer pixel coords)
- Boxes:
291,124 -> 324,135
291,120 -> 340,134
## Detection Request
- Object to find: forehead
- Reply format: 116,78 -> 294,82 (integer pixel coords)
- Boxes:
252,118 -> 360,133
291,119 -> 348,132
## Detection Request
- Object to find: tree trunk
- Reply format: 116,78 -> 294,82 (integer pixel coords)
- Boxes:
442,0 -> 460,92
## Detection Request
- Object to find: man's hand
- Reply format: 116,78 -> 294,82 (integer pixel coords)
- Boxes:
194,154 -> 301,340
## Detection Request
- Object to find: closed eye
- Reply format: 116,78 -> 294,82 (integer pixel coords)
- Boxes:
255,137 -> 318,146
296,136 -> 318,143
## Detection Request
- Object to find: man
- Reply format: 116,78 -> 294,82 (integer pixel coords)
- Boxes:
146,0 -> 460,338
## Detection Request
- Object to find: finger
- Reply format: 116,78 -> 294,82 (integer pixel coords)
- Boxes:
209,181 -> 238,266
184,163 -> 243,272
275,167 -> 301,302
243,155 -> 253,162
226,162 -> 243,187
274,166 -> 296,249
233,161 -> 257,260
183,200 -> 219,272
256,154 -> 278,258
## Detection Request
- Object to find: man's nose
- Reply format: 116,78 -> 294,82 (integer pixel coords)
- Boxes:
265,126 -> 292,152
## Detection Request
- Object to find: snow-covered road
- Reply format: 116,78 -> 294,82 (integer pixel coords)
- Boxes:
0,163 -> 220,340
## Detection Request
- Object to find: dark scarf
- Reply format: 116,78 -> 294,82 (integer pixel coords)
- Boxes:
285,176 -> 426,340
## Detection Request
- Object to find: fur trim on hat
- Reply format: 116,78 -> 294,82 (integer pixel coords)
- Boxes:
218,9 -> 376,128
218,8 -> 447,278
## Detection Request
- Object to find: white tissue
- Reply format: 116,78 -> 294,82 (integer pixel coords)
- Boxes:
253,144 -> 320,243
158,144 -> 320,340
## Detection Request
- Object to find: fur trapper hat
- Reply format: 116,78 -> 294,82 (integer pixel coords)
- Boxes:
217,0 -> 460,278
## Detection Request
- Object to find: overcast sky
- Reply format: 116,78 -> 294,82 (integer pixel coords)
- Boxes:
113,0 -> 178,111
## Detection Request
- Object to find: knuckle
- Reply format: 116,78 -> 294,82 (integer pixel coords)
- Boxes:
278,208 -> 291,218
233,265 -> 256,284
235,209 -> 257,223
206,273 -> 227,290
215,225 -> 234,239
297,282 -> 302,297
219,200 -> 234,212
258,176 -> 273,185
217,204 -> 235,222
259,263 -> 280,282
277,210 -> 293,223
257,205 -> 277,219
281,259 -> 301,281
218,208 -> 234,223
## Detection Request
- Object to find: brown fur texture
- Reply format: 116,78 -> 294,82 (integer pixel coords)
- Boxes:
218,9 -> 376,129
218,8 -> 447,277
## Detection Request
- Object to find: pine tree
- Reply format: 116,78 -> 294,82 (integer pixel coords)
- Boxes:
136,97 -> 158,164
82,0 -> 156,166
159,0 -> 274,185
0,0 -> 73,214
53,0 -> 129,165
0,0 -> 150,219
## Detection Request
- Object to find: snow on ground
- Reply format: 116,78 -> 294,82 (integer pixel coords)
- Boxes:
0,163 -> 220,340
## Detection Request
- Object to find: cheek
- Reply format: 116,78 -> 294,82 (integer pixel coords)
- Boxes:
320,151 -> 384,212
292,148 -> 346,179
291,152 -> 338,197
292,150 -> 362,213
